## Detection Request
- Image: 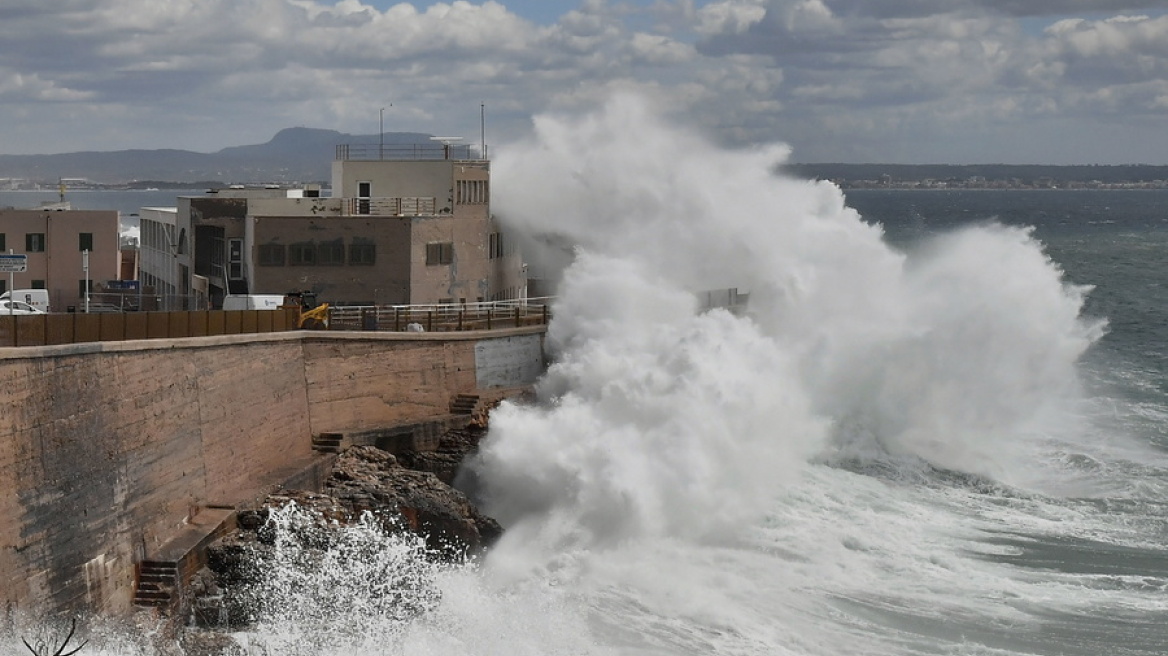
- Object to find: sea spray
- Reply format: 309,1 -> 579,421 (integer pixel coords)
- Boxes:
477,93 -> 1103,573
218,503 -> 597,656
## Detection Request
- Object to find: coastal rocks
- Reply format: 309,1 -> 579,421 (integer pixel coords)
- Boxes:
188,426 -> 499,631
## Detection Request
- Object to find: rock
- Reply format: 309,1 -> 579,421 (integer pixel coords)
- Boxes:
189,427 -> 502,631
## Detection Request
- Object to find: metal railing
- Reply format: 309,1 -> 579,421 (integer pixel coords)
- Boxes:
327,299 -> 552,333
343,196 -> 438,216
335,143 -> 483,161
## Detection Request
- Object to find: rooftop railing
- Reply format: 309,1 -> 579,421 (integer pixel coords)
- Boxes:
335,143 -> 484,162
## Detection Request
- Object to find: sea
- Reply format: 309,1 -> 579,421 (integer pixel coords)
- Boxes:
4,102 -> 1168,655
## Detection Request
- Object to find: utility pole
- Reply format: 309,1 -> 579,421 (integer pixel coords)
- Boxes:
379,103 -> 392,160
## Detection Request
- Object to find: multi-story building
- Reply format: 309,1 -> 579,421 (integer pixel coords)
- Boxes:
183,142 -> 525,308
0,207 -> 119,311
137,206 -> 203,309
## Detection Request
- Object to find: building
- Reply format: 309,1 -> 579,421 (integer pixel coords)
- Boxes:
182,142 -> 525,308
138,206 -> 203,310
0,206 -> 120,311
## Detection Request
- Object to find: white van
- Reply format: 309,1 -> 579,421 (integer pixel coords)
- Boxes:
222,294 -> 284,311
0,289 -> 50,313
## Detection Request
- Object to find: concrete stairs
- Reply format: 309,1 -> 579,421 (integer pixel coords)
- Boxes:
133,560 -> 178,608
312,432 -> 344,453
450,393 -> 481,416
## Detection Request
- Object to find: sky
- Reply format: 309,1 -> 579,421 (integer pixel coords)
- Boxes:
1,0 -> 1167,164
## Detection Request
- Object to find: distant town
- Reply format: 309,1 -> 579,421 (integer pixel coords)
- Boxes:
784,163 -> 1168,190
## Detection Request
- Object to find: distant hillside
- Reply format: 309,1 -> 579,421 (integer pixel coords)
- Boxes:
0,128 -> 435,185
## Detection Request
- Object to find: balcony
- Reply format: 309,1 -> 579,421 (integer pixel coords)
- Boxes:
344,197 -> 438,216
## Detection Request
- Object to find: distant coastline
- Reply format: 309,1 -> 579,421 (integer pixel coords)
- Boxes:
784,163 -> 1168,190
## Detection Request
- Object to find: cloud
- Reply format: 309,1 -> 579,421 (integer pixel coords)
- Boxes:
0,0 -> 1165,163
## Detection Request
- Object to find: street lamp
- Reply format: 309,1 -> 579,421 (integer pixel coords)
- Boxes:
379,103 -> 392,160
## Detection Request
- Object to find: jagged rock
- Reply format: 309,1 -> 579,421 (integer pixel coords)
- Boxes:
191,430 -> 501,631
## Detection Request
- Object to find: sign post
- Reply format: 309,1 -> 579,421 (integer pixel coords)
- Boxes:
83,249 -> 90,313
0,252 -> 28,316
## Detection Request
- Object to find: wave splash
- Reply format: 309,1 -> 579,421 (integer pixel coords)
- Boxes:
476,93 -> 1103,569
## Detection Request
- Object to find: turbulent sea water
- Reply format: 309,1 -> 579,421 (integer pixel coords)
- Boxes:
6,98 -> 1168,655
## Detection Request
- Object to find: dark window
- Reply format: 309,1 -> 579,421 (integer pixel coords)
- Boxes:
79,279 -> 90,297
0,233 -> 5,251
457,180 -> 489,204
79,233 -> 93,251
317,241 -> 345,266
349,243 -> 376,266
289,242 -> 316,266
425,242 -> 453,265
0,280 -> 6,295
26,233 -> 45,252
489,232 -> 506,259
31,279 -> 45,289
258,244 -> 286,266
227,238 -> 243,279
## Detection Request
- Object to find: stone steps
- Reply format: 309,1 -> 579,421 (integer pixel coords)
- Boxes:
134,560 -> 178,608
312,432 -> 344,453
450,393 -> 480,415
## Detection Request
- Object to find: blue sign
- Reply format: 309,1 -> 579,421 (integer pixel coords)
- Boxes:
0,254 -> 27,273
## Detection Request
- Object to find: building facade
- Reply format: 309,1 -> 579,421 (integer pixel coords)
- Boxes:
137,206 -> 203,310
0,208 -> 120,311
182,145 -> 524,308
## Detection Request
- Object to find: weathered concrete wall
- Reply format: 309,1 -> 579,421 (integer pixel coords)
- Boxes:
0,326 -> 543,616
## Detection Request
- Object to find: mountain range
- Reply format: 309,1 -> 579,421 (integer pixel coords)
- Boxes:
0,128 -> 436,185
3,129 -> 1167,187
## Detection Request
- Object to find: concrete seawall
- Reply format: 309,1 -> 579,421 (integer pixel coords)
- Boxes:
0,327 -> 544,616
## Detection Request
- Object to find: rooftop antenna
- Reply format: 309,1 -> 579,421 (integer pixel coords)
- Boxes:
480,103 -> 486,160
429,136 -> 463,160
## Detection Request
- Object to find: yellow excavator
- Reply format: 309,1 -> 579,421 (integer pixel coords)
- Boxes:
281,291 -> 330,330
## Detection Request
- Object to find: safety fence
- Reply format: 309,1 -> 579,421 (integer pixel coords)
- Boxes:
328,300 -> 552,333
0,309 -> 301,348
0,300 -> 554,347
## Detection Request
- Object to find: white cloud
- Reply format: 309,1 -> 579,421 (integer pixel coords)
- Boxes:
0,0 -> 1164,163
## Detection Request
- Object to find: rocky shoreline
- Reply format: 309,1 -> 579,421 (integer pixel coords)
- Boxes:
178,424 -> 499,652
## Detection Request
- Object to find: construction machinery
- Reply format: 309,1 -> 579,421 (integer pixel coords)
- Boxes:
281,291 -> 330,330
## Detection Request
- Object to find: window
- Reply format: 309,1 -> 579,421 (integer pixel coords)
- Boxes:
79,280 -> 91,297
425,242 -> 453,265
317,241 -> 345,266
289,242 -> 316,266
0,280 -> 6,295
357,181 -> 371,215
227,239 -> 243,280
457,180 -> 488,205
31,280 -> 45,289
0,233 -> 5,251
349,243 -> 376,266
258,244 -> 286,266
26,233 -> 45,252
79,233 -> 93,251
489,232 -> 507,259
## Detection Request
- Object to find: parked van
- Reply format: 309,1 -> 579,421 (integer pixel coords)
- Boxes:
0,289 -> 50,313
222,294 -> 284,311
